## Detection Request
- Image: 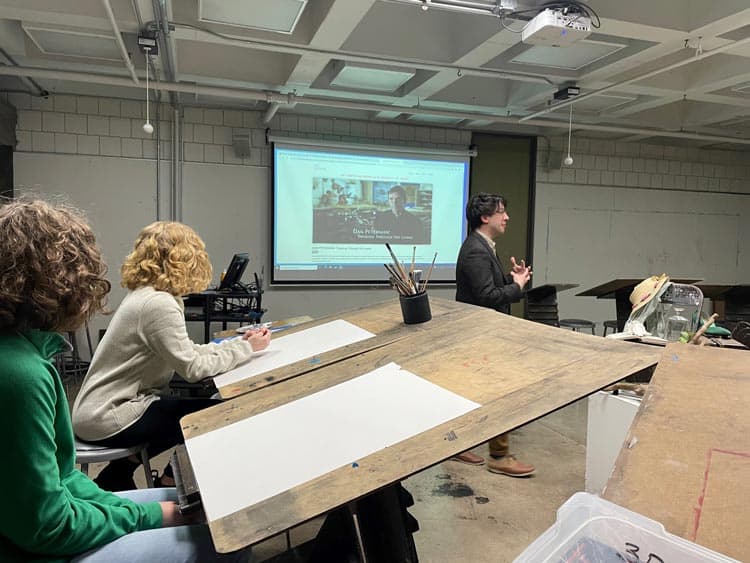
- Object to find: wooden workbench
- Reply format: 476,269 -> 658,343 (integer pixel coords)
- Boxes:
182,297 -> 662,553
604,344 -> 750,561
216,298 -> 469,399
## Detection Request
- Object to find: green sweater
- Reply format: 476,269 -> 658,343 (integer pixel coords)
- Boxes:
0,330 -> 162,562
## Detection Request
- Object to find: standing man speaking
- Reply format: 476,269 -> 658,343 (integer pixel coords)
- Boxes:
453,192 -> 535,477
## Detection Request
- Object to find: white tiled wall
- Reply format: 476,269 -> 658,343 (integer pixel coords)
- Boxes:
7,92 -> 748,194
537,135 -> 750,195
7,93 -> 471,164
10,93 -> 173,160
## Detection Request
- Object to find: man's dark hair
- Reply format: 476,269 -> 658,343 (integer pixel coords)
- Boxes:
466,192 -> 507,230
388,185 -> 406,199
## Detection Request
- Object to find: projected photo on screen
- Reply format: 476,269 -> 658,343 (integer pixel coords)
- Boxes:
273,141 -> 470,284
312,178 -> 432,244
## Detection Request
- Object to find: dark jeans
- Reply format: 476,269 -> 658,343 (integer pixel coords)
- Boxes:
89,396 -> 220,477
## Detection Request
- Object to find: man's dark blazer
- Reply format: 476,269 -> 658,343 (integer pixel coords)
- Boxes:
455,230 -> 523,314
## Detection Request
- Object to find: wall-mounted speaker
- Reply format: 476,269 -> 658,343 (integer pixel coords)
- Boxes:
232,130 -> 251,158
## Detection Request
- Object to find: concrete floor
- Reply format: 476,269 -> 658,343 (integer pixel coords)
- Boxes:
407,399 -> 588,562
87,398 -> 589,563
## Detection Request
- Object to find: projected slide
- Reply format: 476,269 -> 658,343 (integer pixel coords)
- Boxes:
273,142 -> 470,284
313,179 -> 431,244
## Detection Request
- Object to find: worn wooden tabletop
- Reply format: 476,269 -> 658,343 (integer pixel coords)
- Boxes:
215,298 -> 469,399
182,297 -> 662,552
604,344 -> 750,562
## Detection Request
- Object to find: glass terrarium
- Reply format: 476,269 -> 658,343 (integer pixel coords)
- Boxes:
653,284 -> 704,341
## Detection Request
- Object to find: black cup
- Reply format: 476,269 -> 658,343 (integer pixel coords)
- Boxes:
399,292 -> 432,324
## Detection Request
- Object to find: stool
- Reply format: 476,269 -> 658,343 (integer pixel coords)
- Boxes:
75,439 -> 155,488
602,320 -> 618,336
559,318 -> 596,335
56,324 -> 95,392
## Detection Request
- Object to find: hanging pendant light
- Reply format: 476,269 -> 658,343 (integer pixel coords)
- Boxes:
142,47 -> 154,135
563,104 -> 574,166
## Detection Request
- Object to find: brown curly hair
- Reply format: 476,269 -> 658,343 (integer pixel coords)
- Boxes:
0,198 -> 111,332
120,221 -> 212,296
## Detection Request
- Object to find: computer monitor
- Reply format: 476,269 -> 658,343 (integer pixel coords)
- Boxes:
218,253 -> 249,290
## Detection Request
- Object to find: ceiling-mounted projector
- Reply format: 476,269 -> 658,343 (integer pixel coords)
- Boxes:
522,8 -> 592,47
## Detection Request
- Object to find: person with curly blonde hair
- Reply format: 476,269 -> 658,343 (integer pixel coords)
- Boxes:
0,199 -> 248,562
73,221 -> 270,491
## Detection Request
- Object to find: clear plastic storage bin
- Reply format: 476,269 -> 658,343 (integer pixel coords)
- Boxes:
514,492 -> 738,563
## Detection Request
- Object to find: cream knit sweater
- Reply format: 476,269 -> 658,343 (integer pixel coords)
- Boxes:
72,286 -> 254,440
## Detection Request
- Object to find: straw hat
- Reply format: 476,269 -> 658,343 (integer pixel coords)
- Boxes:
630,274 -> 670,312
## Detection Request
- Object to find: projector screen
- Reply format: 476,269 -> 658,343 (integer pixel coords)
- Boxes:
272,140 -> 471,284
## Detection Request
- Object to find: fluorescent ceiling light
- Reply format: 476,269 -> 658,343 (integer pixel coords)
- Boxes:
330,62 -> 415,92
199,0 -> 307,34
407,114 -> 464,125
574,93 -> 636,112
512,40 -> 625,70
23,25 -> 121,61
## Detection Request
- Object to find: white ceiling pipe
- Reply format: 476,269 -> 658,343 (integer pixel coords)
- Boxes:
293,97 -> 750,145
0,66 -> 288,103
154,0 -> 179,105
383,0 -> 516,16
263,97 -> 298,124
520,35 -> 750,122
2,64 -> 749,146
100,0 -> 139,86
520,119 -> 750,145
263,102 -> 281,125
0,48 -> 44,95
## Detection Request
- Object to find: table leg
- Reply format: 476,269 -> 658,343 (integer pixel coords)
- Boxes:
615,289 -> 633,332
347,502 -> 368,563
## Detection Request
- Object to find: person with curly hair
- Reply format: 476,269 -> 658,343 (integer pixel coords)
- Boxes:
0,198 -> 248,562
72,221 -> 270,492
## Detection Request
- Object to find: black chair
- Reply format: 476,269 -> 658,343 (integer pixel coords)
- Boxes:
559,318 -> 596,335
602,320 -> 618,336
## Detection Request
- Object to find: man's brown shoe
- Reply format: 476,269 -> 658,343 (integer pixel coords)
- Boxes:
450,451 -> 485,466
487,454 -> 535,477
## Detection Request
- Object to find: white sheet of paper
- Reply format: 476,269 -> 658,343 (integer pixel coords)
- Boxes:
213,319 -> 375,389
186,362 -> 480,522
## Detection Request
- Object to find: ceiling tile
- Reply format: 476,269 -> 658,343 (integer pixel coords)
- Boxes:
199,0 -> 308,34
329,63 -> 415,92
407,114 -> 463,125
574,93 -> 637,112
23,25 -> 120,61
511,40 -> 626,70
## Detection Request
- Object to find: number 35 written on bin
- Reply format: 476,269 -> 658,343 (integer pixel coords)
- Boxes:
625,542 -> 664,563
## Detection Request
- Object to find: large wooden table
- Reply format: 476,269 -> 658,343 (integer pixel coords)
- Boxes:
604,344 -> 750,561
215,298 -> 469,399
181,297 -> 662,553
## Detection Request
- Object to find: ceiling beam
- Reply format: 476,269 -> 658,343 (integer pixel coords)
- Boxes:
170,26 -> 552,85
3,62 -> 750,146
0,5 -> 113,31
285,0 -> 377,92
409,28 -> 522,99
100,0 -> 139,85
520,35 -> 750,122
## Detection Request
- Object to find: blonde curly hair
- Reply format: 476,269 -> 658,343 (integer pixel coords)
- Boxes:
0,198 -> 111,331
121,221 -> 212,296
